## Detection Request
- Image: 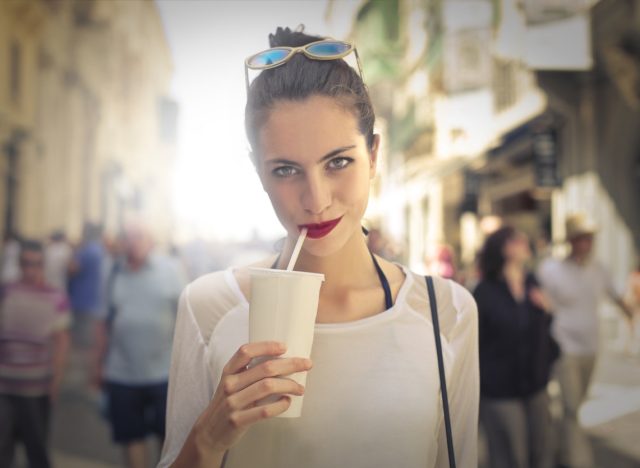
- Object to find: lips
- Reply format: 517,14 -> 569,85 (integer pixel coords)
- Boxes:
299,217 -> 343,239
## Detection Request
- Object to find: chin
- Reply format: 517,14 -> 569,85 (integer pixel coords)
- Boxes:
302,238 -> 346,258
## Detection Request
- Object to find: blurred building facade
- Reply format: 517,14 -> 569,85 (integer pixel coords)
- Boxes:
0,0 -> 177,244
338,0 -> 639,288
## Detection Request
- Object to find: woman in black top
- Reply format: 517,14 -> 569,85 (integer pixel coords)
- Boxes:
474,226 -> 558,468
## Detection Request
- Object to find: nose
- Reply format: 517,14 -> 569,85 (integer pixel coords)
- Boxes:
301,172 -> 331,215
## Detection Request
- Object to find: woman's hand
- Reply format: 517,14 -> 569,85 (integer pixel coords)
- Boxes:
530,287 -> 552,313
175,341 -> 312,467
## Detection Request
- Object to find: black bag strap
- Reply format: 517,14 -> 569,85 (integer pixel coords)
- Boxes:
425,276 -> 456,468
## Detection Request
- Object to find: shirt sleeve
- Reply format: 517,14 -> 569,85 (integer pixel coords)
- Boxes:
597,261 -> 620,300
536,259 -> 559,310
435,282 -> 479,468
158,285 -> 215,467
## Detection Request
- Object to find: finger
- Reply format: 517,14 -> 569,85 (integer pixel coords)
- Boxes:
228,395 -> 292,429
224,342 -> 286,375
223,357 -> 312,395
229,377 -> 305,410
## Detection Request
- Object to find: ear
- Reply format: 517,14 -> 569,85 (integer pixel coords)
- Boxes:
369,134 -> 380,179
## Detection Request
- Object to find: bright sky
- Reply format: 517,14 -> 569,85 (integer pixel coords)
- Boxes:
156,0 -> 358,242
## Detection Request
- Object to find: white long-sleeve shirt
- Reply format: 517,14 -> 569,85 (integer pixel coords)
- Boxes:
537,257 -> 618,355
158,266 -> 479,468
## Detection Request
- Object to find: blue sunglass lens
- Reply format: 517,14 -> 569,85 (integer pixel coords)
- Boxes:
306,42 -> 351,56
248,49 -> 290,67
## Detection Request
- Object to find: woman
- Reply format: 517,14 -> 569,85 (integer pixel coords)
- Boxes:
474,227 -> 558,468
158,27 -> 478,468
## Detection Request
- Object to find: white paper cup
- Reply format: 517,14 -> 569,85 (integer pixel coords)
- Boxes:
248,267 -> 324,417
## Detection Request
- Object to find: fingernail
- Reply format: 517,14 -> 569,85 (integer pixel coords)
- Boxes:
304,358 -> 313,367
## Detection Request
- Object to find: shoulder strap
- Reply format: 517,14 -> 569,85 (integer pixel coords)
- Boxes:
426,276 -> 456,468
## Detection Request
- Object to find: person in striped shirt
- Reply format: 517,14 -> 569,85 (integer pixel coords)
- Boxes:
0,239 -> 71,468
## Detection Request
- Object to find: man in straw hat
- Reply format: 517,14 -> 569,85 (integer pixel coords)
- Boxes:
537,213 -> 633,467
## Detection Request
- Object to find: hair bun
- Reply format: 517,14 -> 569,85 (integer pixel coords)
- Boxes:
268,25 -> 322,48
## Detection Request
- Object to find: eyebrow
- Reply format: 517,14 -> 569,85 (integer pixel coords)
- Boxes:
265,145 -> 357,165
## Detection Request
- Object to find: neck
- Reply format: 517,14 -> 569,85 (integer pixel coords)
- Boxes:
281,229 -> 375,290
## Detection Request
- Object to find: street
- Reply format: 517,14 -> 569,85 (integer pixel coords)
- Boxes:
8,330 -> 640,468
584,344 -> 640,467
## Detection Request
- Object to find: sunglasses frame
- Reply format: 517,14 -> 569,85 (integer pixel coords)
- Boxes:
244,39 -> 364,92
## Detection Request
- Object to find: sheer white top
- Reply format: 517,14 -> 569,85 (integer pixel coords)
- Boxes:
158,266 -> 479,468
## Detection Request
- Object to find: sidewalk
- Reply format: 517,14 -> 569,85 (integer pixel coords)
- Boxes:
12,346 -> 123,467
477,331 -> 640,468
582,344 -> 640,467
12,330 -> 640,467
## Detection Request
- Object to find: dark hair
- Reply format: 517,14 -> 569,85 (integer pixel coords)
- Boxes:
20,239 -> 43,256
478,226 -> 517,280
245,26 -> 375,154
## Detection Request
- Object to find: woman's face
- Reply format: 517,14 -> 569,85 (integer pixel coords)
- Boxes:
254,95 -> 378,257
503,231 -> 531,264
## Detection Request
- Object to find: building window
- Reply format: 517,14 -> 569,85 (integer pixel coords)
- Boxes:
10,41 -> 21,106
493,58 -> 516,112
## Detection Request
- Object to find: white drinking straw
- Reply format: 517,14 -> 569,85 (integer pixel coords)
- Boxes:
286,228 -> 308,271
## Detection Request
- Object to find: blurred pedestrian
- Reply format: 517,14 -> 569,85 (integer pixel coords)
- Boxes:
1,231 -> 21,285
474,226 -> 558,468
98,232 -> 123,322
44,229 -> 72,292
425,243 -> 457,280
626,262 -> 640,314
622,261 -> 640,355
93,222 -> 184,468
168,243 -> 189,285
537,213 -> 633,468
366,227 -> 402,262
0,239 -> 71,468
68,222 -> 104,349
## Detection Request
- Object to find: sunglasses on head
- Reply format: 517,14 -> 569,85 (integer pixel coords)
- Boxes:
244,39 -> 363,92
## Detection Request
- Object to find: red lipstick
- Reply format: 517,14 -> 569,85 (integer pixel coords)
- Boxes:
299,217 -> 343,239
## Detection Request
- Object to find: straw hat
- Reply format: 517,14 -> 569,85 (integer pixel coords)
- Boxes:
565,213 -> 598,240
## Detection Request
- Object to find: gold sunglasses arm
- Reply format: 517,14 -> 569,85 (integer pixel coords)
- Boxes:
244,41 -> 364,94
353,47 -> 365,83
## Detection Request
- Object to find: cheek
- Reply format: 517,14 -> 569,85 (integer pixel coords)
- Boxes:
263,182 -> 298,224
339,167 -> 371,205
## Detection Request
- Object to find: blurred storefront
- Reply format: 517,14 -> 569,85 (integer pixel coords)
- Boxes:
340,0 -> 638,287
484,0 -> 640,287
347,0 -> 547,272
0,0 -> 177,244
471,114 -> 559,252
